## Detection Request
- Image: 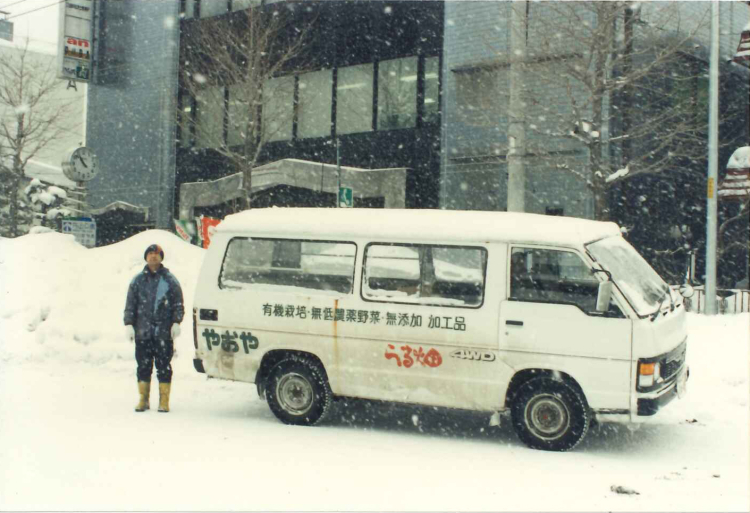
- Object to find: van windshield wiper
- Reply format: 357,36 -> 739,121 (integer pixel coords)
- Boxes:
667,287 -> 675,312
649,289 -> 674,321
650,296 -> 666,321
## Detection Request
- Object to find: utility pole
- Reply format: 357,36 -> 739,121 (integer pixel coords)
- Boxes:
507,0 -> 527,212
704,0 -> 720,315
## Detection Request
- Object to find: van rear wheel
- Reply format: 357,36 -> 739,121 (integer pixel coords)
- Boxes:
511,377 -> 590,451
266,356 -> 332,426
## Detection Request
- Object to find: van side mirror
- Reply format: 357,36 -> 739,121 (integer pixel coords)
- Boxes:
678,283 -> 694,298
596,281 -> 614,312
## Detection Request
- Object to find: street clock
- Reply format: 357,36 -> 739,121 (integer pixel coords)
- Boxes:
62,146 -> 99,182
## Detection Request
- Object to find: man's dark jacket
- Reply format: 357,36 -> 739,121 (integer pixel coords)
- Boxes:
124,265 -> 184,340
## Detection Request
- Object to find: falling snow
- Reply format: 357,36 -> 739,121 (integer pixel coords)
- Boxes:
0,229 -> 747,512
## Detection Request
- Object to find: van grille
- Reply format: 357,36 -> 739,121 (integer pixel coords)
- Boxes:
660,344 -> 686,380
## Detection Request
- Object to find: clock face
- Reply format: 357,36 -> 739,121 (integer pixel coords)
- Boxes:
63,147 -> 99,181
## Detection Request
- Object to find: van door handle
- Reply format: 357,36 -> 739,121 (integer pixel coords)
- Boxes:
506,320 -> 523,326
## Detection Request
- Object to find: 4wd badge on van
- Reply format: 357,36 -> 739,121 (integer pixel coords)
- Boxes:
450,349 -> 496,362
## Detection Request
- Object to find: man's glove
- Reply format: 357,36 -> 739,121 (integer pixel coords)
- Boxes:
125,325 -> 135,342
170,323 -> 181,339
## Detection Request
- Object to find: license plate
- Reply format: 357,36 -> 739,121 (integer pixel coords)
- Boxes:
676,367 -> 688,398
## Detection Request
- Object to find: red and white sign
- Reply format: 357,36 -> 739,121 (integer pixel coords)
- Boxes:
734,29 -> 750,63
198,216 -> 222,249
57,0 -> 94,83
63,36 -> 90,60
718,168 -> 750,200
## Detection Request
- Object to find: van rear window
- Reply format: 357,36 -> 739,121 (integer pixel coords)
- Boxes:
363,243 -> 487,308
220,238 -> 357,295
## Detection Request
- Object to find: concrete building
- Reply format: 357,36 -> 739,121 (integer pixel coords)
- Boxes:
86,0 -> 442,240
438,1 -> 748,285
84,0 -> 749,285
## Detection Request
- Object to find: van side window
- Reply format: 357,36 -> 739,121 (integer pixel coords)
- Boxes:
363,243 -> 487,308
510,247 -> 599,311
220,238 -> 357,294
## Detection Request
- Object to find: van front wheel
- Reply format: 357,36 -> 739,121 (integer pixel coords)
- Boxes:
511,377 -> 590,451
266,356 -> 332,426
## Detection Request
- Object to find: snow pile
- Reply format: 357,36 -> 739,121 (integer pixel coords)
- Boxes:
0,229 -> 204,368
727,146 -> 750,169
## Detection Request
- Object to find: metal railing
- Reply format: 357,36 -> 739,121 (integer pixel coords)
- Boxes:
683,288 -> 750,314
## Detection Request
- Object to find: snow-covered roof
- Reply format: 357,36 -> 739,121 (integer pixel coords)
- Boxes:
218,207 -> 621,248
23,160 -> 76,188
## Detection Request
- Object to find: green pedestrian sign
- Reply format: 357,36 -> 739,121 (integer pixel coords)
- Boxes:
338,186 -> 353,208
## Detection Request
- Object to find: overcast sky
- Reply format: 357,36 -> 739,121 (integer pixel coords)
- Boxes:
1,0 -> 60,54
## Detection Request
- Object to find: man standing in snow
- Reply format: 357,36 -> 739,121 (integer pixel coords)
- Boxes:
124,244 -> 184,413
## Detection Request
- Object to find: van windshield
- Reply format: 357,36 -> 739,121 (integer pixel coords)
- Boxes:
586,236 -> 670,316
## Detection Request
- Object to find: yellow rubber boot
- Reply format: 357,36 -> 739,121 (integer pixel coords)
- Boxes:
135,381 -> 150,412
158,382 -> 171,413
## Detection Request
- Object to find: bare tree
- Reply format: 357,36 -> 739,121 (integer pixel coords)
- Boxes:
0,42 -> 76,237
180,4 -> 315,210
472,2 -> 741,220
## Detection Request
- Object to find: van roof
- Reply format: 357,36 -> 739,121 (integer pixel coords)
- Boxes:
217,208 -> 621,247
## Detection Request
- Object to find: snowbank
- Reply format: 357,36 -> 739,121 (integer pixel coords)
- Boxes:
0,230 -> 204,368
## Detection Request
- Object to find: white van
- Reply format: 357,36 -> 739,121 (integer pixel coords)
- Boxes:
192,208 -> 689,451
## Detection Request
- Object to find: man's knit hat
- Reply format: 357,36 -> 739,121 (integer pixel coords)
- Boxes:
144,244 -> 164,260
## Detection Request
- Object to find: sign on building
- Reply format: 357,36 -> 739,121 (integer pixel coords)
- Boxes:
339,186 -> 353,208
62,217 -> 97,247
0,19 -> 13,42
57,1 -> 94,82
719,169 -> 750,200
197,216 -> 221,248
174,219 -> 197,244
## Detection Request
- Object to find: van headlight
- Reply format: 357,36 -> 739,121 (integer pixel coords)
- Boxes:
638,361 -> 661,389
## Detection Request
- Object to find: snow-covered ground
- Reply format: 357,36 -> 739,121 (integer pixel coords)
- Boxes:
0,230 -> 748,511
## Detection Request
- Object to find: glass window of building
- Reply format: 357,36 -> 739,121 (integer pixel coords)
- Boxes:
424,57 -> 440,123
200,0 -> 228,18
195,86 -> 225,149
298,69 -> 333,139
179,95 -> 195,147
377,57 -> 417,130
227,84 -> 251,148
455,68 -> 502,127
262,75 -> 295,142
336,64 -> 373,135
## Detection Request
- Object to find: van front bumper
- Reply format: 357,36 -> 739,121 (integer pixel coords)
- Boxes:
637,366 -> 689,416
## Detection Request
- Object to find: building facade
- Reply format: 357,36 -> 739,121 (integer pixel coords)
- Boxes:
87,0 -> 443,232
439,1 -> 749,285
85,0 -> 748,285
